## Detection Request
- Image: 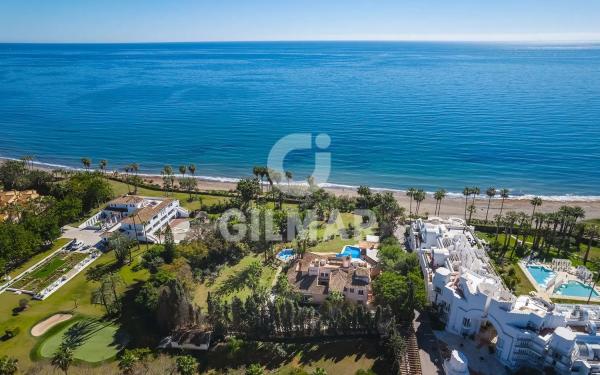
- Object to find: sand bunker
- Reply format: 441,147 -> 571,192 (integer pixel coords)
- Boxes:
31,313 -> 73,337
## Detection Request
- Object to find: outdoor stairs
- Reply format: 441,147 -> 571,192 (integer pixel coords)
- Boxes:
399,323 -> 422,375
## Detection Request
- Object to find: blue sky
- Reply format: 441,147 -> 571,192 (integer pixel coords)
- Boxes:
1,0 -> 600,42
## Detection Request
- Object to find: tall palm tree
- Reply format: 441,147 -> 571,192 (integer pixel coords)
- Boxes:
462,187 -> 471,221
471,186 -> 480,206
495,188 -> 510,241
99,159 -> 108,176
52,344 -> 73,375
434,189 -> 447,216
285,170 -> 293,189
188,164 -> 196,177
414,189 -> 426,216
530,197 -> 543,221
485,187 -> 496,223
162,165 -> 174,196
467,204 -> 477,225
179,165 -> 187,177
130,163 -> 139,194
81,157 -> 91,171
123,165 -> 132,193
584,225 -> 600,265
406,188 -> 416,217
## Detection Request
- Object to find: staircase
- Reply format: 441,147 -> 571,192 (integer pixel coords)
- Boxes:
398,323 -> 422,375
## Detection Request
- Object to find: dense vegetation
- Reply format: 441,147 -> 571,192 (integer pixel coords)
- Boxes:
0,160 -> 113,276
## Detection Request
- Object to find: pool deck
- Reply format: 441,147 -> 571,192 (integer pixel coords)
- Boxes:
518,261 -> 600,302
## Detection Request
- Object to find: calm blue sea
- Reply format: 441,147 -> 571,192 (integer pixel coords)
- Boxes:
1,42 -> 599,198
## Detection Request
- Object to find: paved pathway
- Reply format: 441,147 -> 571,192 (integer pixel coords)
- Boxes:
413,311 -> 444,375
434,330 -> 508,375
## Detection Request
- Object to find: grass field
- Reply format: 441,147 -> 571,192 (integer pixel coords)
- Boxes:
8,238 -> 72,279
108,179 -> 228,211
194,254 -> 278,309
0,243 -> 150,370
37,319 -> 125,363
307,212 -> 377,254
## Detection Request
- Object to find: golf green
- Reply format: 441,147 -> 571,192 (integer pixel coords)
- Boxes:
39,320 -> 126,363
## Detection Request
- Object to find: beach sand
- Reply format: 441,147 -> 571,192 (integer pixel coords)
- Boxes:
138,174 -> 600,220
4,159 -> 600,220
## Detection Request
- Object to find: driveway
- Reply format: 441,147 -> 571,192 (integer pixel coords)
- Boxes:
61,225 -> 103,247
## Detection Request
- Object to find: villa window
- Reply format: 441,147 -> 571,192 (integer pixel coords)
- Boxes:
344,287 -> 347,292
358,290 -> 364,295
350,288 -> 355,293
462,317 -> 471,328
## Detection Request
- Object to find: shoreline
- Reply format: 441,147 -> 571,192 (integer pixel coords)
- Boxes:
3,156 -> 600,219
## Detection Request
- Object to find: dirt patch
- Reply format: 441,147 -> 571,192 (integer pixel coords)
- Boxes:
31,313 -> 73,337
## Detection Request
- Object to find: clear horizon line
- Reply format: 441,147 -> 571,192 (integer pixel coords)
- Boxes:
2,35 -> 600,45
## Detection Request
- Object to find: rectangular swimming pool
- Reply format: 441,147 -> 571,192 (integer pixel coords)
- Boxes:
555,280 -> 599,298
526,265 -> 556,288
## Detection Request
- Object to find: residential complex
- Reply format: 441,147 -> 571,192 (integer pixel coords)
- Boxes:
410,217 -> 600,374
0,189 -> 39,221
287,252 -> 373,304
95,195 -> 189,243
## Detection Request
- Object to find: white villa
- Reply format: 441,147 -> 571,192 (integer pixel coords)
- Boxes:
287,252 -> 372,304
101,195 -> 189,243
410,217 -> 600,375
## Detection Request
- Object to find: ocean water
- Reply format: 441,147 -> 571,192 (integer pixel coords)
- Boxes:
1,42 -> 599,198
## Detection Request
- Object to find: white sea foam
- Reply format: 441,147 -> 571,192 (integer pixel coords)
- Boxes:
2,156 -> 599,202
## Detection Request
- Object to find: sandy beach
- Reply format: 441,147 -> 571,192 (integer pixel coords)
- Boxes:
3,159 -> 600,220
137,174 -> 600,220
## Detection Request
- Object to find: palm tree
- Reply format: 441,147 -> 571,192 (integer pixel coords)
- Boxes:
471,186 -> 480,206
0,355 -> 18,375
21,155 -> 35,170
188,164 -> 196,177
406,188 -> 416,217
495,188 -> 510,241
285,170 -> 293,189
467,204 -> 476,225
584,225 -> 600,265
162,165 -> 174,195
81,157 -> 91,171
414,189 -> 426,216
530,197 -> 543,221
462,187 -> 471,221
179,165 -> 187,177
433,189 -> 446,216
485,187 -> 496,223
52,344 -> 73,375
130,163 -> 139,194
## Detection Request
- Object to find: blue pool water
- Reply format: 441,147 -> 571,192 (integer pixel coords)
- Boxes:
1,42 -> 600,197
276,248 -> 295,261
337,245 -> 361,259
555,281 -> 599,298
526,265 -> 556,288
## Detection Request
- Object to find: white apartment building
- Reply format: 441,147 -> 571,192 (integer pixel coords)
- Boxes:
410,217 -> 600,374
102,195 -> 189,243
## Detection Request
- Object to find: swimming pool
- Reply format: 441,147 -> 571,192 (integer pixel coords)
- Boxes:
276,248 -> 295,261
526,265 -> 556,288
336,245 -> 361,259
555,280 -> 599,298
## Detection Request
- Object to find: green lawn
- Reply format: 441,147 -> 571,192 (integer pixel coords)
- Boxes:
8,238 -> 72,279
107,179 -> 228,211
194,254 -> 278,309
37,319 -> 125,363
0,244 -> 150,369
307,213 -> 377,254
68,179 -> 231,226
512,263 -> 536,296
